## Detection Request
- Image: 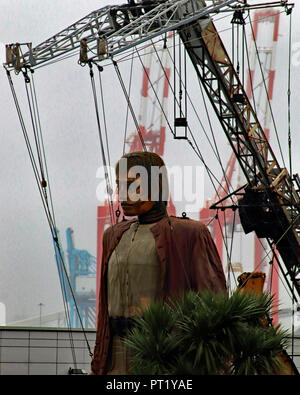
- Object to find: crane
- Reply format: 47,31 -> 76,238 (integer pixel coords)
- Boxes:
200,8 -> 282,322
54,228 -> 97,328
176,4 -> 300,302
4,0 -> 299,344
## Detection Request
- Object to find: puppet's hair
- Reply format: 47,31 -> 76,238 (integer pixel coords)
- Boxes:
116,151 -> 169,203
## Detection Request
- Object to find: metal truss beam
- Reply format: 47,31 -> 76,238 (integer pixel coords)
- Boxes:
4,0 -> 237,71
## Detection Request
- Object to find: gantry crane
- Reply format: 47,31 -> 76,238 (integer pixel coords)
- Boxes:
54,228 -> 97,328
4,0 -> 299,311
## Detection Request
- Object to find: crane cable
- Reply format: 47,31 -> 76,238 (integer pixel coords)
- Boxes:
157,39 -> 236,205
248,10 -> 286,169
138,35 -> 241,262
113,59 -> 147,151
137,38 -> 236,204
136,37 -> 242,287
165,38 -> 239,205
87,60 -> 131,312
123,52 -> 135,155
6,68 -> 94,363
164,36 -> 240,274
287,8 -> 296,362
6,68 -> 78,363
88,61 -> 116,228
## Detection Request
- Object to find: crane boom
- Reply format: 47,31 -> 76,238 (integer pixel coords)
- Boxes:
4,0 -> 236,71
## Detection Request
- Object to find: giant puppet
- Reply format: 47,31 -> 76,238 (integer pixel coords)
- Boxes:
91,151 -> 226,374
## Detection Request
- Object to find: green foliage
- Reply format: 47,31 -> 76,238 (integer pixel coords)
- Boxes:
123,290 -> 290,375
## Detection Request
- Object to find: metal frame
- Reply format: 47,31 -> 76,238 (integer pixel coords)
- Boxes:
4,0 -> 237,71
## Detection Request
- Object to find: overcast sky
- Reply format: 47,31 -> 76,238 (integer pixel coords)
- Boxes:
0,0 -> 299,324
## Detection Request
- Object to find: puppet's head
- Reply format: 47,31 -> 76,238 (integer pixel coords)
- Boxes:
115,151 -> 169,218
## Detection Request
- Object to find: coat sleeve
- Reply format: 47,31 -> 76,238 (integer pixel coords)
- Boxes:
191,224 -> 227,294
90,228 -> 111,375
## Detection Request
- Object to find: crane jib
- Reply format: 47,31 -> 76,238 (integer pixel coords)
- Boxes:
4,0 -> 237,71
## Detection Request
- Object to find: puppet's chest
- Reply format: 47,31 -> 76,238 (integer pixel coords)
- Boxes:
107,222 -> 162,318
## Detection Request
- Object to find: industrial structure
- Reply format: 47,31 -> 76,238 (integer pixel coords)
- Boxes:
200,7 -> 281,321
55,228 -> 97,329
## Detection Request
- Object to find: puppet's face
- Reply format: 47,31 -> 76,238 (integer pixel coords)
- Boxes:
116,171 -> 155,216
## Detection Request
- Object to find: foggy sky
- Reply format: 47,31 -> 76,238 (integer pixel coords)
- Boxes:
0,0 -> 299,324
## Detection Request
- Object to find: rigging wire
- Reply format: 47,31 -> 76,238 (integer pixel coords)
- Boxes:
30,72 -> 57,228
166,34 -> 240,268
97,64 -> 116,216
162,38 -> 241,230
54,239 -> 78,366
20,67 -> 80,360
215,211 -> 238,293
139,34 -> 244,280
196,77 -> 236,202
88,61 -> 116,226
6,68 -> 94,362
245,9 -> 300,341
7,69 -> 79,362
98,68 -> 112,175
137,41 -> 230,204
248,10 -> 286,168
117,38 -> 238,290
87,60 -> 129,309
242,14 -> 258,116
123,52 -> 135,155
287,8 -> 296,362
150,38 -> 238,203
106,10 -> 282,67
287,10 -> 293,180
145,38 -> 241,276
113,59 -> 147,151
138,37 -> 242,286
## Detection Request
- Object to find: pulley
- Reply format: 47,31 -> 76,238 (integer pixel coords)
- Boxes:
231,9 -> 245,25
6,43 -> 22,72
79,38 -> 88,64
97,38 -> 107,59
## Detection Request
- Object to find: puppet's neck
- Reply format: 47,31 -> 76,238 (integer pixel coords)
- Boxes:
138,201 -> 167,224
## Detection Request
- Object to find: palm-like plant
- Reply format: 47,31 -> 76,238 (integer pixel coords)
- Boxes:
123,290 -> 289,375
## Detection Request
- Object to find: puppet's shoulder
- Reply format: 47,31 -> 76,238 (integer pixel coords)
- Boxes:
168,215 -> 209,235
103,218 -> 137,240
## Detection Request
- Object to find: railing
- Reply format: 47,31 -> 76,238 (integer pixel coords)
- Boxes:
0,327 -> 95,375
0,327 -> 299,374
